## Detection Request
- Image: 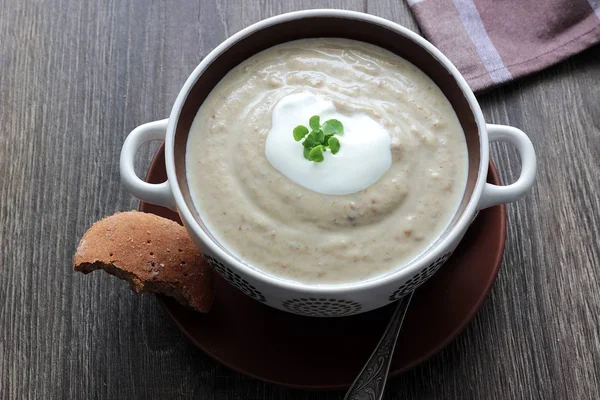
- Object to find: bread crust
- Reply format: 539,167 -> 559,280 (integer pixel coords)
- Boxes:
73,211 -> 214,313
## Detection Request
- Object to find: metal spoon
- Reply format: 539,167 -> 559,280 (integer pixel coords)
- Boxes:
343,292 -> 414,400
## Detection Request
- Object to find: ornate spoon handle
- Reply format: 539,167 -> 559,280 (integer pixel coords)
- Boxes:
343,292 -> 414,400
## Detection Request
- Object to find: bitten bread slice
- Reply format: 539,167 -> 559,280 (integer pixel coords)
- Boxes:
73,211 -> 214,312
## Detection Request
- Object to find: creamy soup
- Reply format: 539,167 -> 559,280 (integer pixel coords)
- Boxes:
186,38 -> 467,284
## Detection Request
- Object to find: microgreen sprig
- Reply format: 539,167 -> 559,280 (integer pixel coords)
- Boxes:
293,115 -> 344,162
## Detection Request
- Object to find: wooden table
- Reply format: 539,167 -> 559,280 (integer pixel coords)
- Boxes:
1,1 -> 599,399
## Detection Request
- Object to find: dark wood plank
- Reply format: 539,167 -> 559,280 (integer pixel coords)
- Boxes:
1,0 -> 599,399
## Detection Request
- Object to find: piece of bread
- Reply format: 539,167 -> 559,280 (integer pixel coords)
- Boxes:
73,211 -> 214,313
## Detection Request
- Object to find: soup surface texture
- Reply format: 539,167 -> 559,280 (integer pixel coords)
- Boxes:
186,38 -> 468,284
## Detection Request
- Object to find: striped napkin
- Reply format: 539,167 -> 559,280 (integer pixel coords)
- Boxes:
408,0 -> 600,92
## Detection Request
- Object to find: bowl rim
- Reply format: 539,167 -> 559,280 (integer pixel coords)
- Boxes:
164,9 -> 489,294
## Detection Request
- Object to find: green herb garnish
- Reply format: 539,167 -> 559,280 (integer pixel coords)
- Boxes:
308,145 -> 325,162
309,115 -> 321,131
293,115 -> 344,162
328,136 -> 340,154
322,119 -> 343,136
293,125 -> 309,141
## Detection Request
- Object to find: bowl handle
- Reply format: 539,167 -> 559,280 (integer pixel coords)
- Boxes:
478,124 -> 537,210
120,119 -> 177,211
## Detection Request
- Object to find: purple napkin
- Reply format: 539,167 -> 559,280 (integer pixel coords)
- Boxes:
408,0 -> 600,92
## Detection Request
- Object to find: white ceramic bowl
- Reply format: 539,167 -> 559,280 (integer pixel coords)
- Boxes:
120,10 -> 536,317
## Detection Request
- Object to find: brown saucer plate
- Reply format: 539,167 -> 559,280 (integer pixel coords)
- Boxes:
140,145 -> 506,389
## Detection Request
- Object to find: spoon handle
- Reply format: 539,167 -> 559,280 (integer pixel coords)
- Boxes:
343,292 -> 414,400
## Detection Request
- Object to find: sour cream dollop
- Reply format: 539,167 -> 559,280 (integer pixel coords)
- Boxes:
265,91 -> 392,196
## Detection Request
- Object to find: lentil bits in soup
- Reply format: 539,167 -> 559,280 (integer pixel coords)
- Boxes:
186,38 -> 468,284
